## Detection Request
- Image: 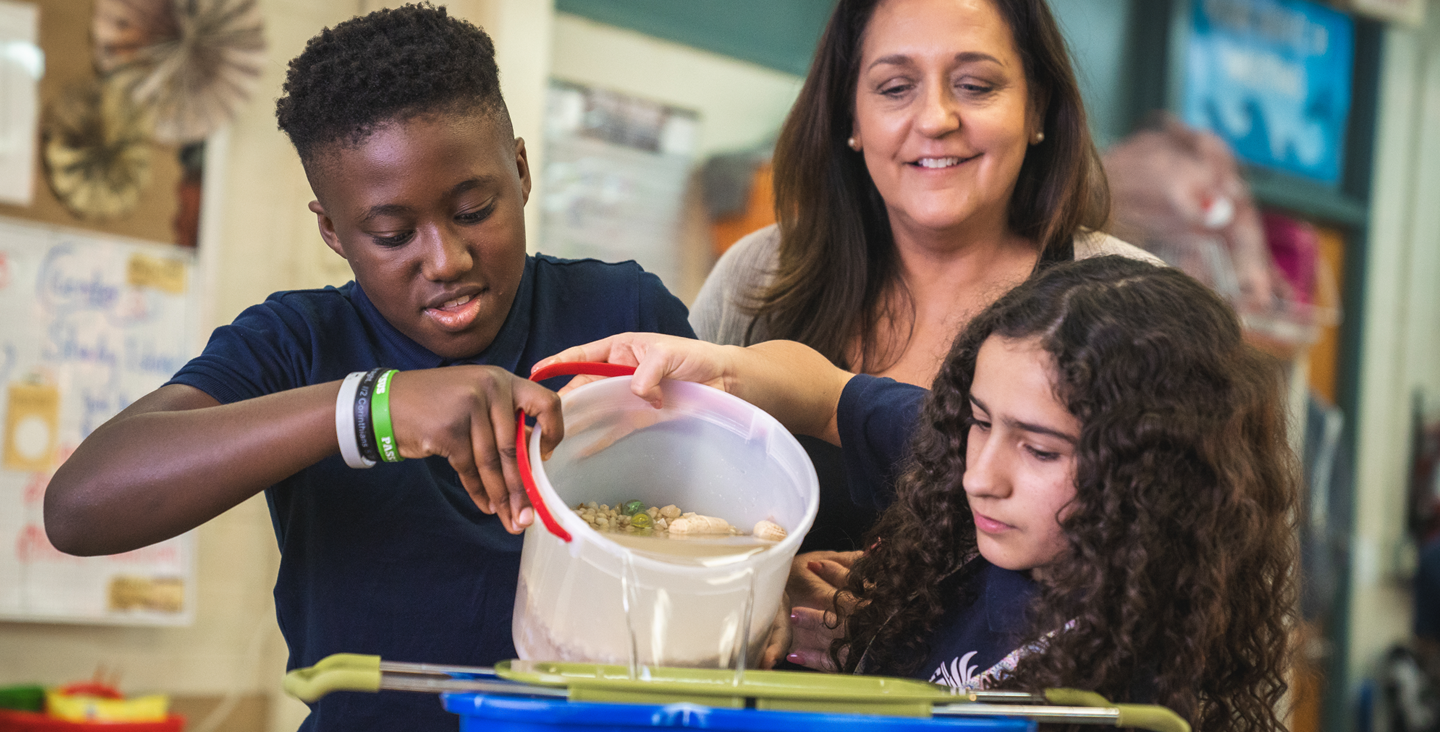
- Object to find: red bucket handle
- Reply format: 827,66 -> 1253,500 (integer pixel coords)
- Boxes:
516,362 -> 637,542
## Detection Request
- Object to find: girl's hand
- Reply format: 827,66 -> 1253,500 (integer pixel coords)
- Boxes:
760,593 -> 794,669
386,366 -> 563,534
536,335 -> 853,443
778,550 -> 860,671
786,606 -> 843,672
534,333 -> 740,408
788,550 -> 860,610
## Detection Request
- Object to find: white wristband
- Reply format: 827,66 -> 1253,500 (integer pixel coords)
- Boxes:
336,372 -> 376,469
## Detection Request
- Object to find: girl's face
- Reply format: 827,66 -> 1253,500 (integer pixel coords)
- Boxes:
851,0 -> 1039,244
963,335 -> 1079,578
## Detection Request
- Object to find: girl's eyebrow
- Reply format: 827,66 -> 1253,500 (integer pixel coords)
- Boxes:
969,396 -> 1078,444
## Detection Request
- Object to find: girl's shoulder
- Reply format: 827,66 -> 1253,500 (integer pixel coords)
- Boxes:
1073,230 -> 1166,267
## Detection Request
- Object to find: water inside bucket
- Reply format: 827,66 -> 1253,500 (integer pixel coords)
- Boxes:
516,377 -> 817,670
598,533 -> 775,567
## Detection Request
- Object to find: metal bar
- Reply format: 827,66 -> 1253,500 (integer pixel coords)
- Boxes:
379,675 -> 568,698
378,660 -> 498,678
933,703 -> 1121,726
965,691 -> 1047,704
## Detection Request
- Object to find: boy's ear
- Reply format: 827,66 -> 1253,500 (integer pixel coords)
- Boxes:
515,137 -> 531,205
309,200 -> 347,259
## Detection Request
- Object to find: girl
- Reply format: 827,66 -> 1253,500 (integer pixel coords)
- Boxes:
539,256 -> 1297,732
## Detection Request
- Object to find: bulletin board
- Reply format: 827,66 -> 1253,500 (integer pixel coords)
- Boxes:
0,214 -> 196,626
540,80 -> 699,291
0,0 -> 187,245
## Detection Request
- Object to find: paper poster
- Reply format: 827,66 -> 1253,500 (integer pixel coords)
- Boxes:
540,80 -> 698,290
1183,0 -> 1354,185
0,0 -> 42,206
0,215 -> 197,625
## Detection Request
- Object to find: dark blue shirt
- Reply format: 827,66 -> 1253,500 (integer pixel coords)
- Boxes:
919,561 -> 1037,689
836,375 -> 1036,687
1417,538 -> 1440,642
836,374 -> 927,512
168,255 -> 694,731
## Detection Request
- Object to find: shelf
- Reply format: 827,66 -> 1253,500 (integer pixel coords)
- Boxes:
1243,167 -> 1370,229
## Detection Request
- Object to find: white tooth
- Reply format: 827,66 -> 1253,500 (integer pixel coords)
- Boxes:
918,157 -> 961,169
441,295 -> 472,308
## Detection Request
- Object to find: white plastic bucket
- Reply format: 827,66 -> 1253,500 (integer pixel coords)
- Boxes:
513,364 -> 819,668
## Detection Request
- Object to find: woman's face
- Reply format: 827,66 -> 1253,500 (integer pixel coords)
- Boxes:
962,335 -> 1078,578
852,0 -> 1039,243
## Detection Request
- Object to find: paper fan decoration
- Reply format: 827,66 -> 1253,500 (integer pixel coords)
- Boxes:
94,0 -> 266,144
43,75 -> 154,220
92,0 -> 179,74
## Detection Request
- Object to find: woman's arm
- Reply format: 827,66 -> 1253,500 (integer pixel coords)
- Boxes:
44,367 -> 564,555
535,334 -> 853,443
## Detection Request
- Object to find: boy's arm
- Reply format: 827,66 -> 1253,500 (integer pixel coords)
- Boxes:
45,382 -> 339,556
535,334 -> 853,444
45,367 -> 563,556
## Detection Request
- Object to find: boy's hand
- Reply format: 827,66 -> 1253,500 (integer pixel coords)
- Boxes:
385,366 -> 562,533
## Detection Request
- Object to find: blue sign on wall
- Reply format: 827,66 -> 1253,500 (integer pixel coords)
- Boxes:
1183,0 -> 1354,185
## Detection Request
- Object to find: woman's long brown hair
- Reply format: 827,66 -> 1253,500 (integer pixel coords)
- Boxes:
837,256 -> 1298,732
747,0 -> 1111,373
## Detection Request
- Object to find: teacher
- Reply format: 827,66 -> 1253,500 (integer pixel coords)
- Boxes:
690,0 -> 1157,553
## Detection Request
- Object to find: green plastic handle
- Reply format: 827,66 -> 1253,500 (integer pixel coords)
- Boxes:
1114,705 -> 1191,732
1044,688 -> 1112,707
283,653 -> 383,703
1045,688 -> 1191,732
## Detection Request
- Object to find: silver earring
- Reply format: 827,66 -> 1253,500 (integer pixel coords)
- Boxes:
847,136 -> 861,151
1032,131 -> 1045,144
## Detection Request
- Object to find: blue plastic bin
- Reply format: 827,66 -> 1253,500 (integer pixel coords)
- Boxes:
442,693 -> 1037,732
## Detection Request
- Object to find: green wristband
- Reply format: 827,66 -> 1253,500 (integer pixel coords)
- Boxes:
371,369 -> 402,463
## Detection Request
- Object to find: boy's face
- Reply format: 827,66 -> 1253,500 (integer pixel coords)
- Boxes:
307,111 -> 530,359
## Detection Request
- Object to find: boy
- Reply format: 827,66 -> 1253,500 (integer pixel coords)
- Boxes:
42,5 -> 694,730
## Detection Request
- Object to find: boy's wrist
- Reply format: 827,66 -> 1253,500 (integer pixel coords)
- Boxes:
371,370 -> 401,463
336,372 -> 378,469
352,369 -> 385,465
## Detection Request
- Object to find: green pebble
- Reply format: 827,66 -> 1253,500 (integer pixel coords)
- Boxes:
621,500 -> 645,516
629,513 -> 653,529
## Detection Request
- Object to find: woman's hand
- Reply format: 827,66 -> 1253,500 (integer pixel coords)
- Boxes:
535,334 -> 854,443
387,366 -> 563,534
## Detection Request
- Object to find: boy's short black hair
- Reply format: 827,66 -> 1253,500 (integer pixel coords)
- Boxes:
276,3 -> 507,165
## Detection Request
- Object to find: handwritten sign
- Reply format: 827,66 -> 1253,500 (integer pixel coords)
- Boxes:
0,215 -> 196,625
1183,0 -> 1355,185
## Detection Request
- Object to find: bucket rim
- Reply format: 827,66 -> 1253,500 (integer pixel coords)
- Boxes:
525,376 -> 820,573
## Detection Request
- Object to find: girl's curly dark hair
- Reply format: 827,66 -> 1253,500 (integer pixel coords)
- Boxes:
837,255 -> 1298,732
275,3 -> 506,165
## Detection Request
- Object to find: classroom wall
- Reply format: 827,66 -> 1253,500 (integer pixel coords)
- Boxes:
548,12 -> 803,301
1349,3 -> 1440,712
4,3 -> 1436,731
550,13 -> 804,162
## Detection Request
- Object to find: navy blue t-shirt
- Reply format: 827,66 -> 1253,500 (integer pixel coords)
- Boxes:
168,255 -> 694,731
836,374 -> 927,511
918,561 -> 1036,690
836,375 -> 1036,687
